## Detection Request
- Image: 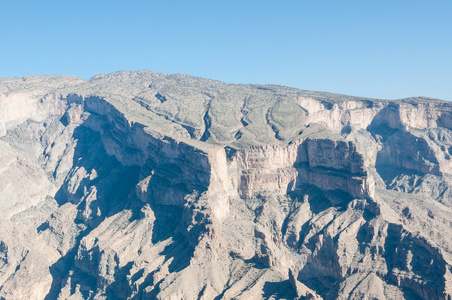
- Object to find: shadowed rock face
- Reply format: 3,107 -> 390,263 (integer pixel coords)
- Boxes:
1,71 -> 452,300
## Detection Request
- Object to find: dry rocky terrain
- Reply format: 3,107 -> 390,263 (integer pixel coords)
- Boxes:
0,70 -> 452,299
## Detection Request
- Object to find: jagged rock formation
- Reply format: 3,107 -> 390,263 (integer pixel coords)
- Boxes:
0,71 -> 452,299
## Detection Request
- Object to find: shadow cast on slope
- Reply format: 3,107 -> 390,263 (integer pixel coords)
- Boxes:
44,125 -> 143,298
382,223 -> 447,300
44,119 -> 202,298
262,280 -> 297,299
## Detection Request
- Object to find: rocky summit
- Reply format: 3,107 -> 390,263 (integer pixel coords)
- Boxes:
0,70 -> 452,300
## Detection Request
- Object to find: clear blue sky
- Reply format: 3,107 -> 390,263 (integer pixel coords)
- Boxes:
1,0 -> 451,100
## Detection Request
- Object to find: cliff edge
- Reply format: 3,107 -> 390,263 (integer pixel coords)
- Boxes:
0,71 -> 451,299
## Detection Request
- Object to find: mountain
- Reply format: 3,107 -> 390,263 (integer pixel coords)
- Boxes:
0,70 -> 451,299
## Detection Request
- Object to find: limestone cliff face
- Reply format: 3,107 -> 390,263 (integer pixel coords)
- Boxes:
227,143 -> 300,199
1,71 -> 452,300
226,137 -> 374,201
300,97 -> 382,133
73,95 -> 229,218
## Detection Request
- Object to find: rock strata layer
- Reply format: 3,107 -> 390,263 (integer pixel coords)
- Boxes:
0,71 -> 452,299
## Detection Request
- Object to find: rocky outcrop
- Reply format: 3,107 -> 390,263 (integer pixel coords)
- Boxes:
1,71 -> 452,299
227,137 -> 374,201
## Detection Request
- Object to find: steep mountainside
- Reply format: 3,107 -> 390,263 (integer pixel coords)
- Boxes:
0,70 -> 452,299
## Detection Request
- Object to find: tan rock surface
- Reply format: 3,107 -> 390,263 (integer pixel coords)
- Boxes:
0,70 -> 451,299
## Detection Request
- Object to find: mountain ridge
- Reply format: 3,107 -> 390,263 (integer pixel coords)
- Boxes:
0,70 -> 451,299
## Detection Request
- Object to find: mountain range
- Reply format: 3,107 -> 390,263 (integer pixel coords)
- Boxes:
0,70 -> 451,299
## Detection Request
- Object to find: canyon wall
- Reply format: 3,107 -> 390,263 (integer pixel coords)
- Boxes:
1,71 -> 452,300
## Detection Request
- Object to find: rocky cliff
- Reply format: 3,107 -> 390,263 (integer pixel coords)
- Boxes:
0,71 -> 451,299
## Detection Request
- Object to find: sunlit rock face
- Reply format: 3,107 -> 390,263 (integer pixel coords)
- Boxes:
1,71 -> 452,300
